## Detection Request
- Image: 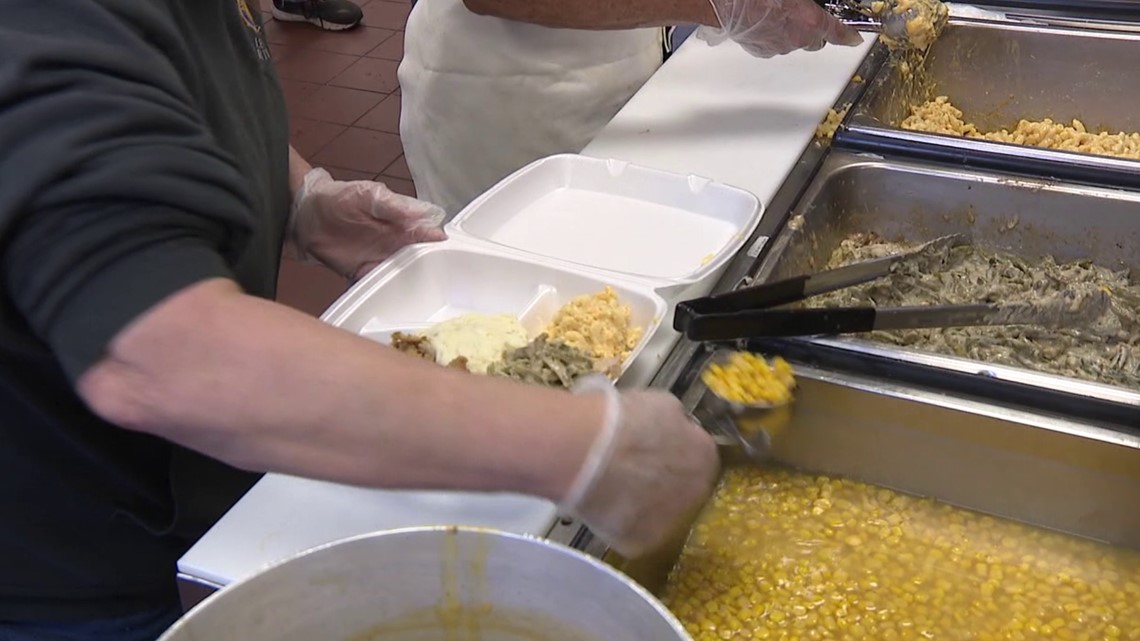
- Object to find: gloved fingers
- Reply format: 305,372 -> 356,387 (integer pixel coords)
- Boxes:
411,225 -> 448,242
710,0 -> 863,57
828,14 -> 865,45
709,0 -> 776,33
369,187 -> 447,230
741,45 -> 779,58
789,0 -> 863,47
699,0 -> 729,42
304,175 -> 446,230
803,38 -> 826,51
694,25 -> 730,47
820,12 -> 864,45
830,23 -> 865,46
346,221 -> 449,281
760,1 -> 850,53
559,378 -> 720,559
288,167 -> 449,279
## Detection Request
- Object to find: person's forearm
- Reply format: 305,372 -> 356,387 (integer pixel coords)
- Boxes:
77,279 -> 602,500
462,0 -> 719,29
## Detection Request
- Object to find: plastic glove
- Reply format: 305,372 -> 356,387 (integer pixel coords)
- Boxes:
289,168 -> 447,281
697,0 -> 864,58
559,376 -> 720,559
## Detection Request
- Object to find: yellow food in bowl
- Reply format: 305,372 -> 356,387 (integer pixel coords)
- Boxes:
701,352 -> 795,405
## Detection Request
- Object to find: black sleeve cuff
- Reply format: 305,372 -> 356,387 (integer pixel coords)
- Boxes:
47,239 -> 235,380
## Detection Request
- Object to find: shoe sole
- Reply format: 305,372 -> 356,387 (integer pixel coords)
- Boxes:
271,6 -> 359,31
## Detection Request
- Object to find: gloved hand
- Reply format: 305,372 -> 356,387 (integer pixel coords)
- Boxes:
559,376 -> 721,559
289,168 -> 447,281
697,0 -> 864,58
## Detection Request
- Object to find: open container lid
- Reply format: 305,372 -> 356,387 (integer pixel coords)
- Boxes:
445,154 -> 763,293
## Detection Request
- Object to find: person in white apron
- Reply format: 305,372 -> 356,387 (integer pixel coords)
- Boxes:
398,0 -> 861,217
398,2 -> 664,217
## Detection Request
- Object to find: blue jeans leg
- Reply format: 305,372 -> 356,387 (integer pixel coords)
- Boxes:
673,24 -> 698,47
0,605 -> 182,641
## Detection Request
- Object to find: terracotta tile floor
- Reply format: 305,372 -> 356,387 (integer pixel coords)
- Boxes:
264,0 -> 414,316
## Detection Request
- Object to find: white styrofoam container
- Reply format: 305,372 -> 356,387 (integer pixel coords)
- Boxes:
323,153 -> 762,381
446,154 -> 763,299
314,154 -> 761,541
322,244 -> 667,381
314,244 -> 669,546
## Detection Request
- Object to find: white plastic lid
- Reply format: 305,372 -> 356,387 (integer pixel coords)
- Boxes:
446,155 -> 763,287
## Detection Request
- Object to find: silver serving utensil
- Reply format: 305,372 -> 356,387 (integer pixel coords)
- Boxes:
878,0 -> 950,49
822,0 -> 950,50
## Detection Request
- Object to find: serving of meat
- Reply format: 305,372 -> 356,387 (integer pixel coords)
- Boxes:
391,331 -> 436,362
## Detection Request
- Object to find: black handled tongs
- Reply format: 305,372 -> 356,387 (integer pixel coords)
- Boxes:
675,234 -> 1108,342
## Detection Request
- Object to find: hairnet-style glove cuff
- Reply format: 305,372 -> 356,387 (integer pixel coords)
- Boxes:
559,375 -> 720,559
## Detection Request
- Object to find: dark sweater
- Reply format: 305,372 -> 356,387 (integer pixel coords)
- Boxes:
0,0 -> 290,620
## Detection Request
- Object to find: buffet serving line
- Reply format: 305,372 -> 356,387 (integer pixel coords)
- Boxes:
173,3 -> 1140,640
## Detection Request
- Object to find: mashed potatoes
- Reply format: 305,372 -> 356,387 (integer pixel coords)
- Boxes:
545,287 -> 643,362
420,313 -> 528,374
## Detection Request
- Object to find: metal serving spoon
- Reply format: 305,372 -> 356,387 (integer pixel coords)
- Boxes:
820,0 -> 950,50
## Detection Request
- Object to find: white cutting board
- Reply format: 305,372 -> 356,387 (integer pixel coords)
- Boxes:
583,35 -> 876,206
178,475 -> 557,587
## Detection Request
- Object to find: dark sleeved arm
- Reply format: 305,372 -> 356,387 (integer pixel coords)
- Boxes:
0,1 -> 257,379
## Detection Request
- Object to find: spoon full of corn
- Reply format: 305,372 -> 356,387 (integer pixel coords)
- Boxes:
693,351 -> 797,462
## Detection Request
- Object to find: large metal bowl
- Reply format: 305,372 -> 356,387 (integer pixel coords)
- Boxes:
159,526 -> 691,641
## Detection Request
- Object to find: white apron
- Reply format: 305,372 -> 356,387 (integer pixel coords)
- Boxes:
398,0 -> 664,217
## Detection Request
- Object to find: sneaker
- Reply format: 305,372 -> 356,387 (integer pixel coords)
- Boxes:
272,0 -> 363,31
